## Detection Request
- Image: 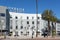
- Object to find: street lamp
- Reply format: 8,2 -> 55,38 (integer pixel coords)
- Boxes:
0,14 -> 2,36
36,0 -> 38,37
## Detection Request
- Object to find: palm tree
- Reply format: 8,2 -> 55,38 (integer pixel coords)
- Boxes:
51,16 -> 57,37
42,10 -> 56,36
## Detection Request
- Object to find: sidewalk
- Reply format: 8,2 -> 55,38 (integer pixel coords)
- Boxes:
1,36 -> 60,40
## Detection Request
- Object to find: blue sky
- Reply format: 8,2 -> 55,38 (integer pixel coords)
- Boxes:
0,0 -> 60,18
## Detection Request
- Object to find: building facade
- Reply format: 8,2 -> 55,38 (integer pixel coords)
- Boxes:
9,12 -> 43,38
9,12 -> 60,38
0,6 -> 60,38
0,6 -> 10,35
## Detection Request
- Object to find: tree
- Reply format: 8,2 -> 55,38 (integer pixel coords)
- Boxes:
42,10 -> 57,36
51,16 -> 57,37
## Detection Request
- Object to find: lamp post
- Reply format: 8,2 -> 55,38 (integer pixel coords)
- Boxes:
0,14 -> 1,36
36,0 -> 38,37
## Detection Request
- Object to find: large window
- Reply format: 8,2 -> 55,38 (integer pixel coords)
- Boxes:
32,31 -> 34,35
0,13 -> 5,17
16,20 -> 18,26
32,17 -> 34,19
37,17 -> 39,19
14,31 -> 19,36
32,21 -> 34,24
15,16 -> 18,19
31,26 -> 35,30
10,20 -> 12,29
21,31 -> 23,35
27,21 -> 29,24
27,31 -> 29,35
16,26 -> 18,29
20,26 -> 23,29
27,16 -> 29,19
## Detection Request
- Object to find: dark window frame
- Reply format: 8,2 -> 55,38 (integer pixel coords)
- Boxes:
27,21 -> 29,24
27,16 -> 29,19
0,13 -> 5,17
21,31 -> 23,35
37,17 -> 39,19
32,21 -> 34,24
21,26 -> 23,29
15,16 -> 18,19
16,26 -> 18,29
32,17 -> 34,19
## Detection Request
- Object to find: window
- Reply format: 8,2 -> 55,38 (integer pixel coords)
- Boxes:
32,31 -> 34,35
33,26 -> 35,28
37,17 -> 39,19
27,21 -> 29,24
16,20 -> 18,26
27,31 -> 29,35
31,26 -> 35,30
15,16 -> 18,19
32,21 -> 34,24
21,31 -> 23,35
27,16 -> 29,19
16,26 -> 18,29
32,17 -> 34,19
28,25 -> 30,27
21,26 -> 23,29
10,20 -> 12,29
0,13 -> 5,17
14,31 -> 19,36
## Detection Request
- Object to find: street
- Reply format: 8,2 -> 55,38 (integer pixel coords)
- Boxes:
1,37 -> 60,40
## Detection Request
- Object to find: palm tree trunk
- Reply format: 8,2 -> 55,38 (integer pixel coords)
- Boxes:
52,22 -> 53,37
55,22 -> 56,36
0,14 -> 2,36
48,19 -> 50,36
52,22 -> 56,37
54,22 -> 56,36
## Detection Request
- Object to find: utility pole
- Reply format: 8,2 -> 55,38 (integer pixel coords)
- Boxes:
0,14 -> 2,36
36,0 -> 38,37
0,14 -> 1,36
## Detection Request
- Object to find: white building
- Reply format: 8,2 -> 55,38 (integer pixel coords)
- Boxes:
9,12 -> 60,38
9,12 -> 44,38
